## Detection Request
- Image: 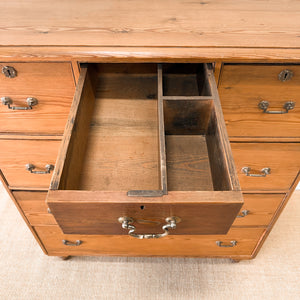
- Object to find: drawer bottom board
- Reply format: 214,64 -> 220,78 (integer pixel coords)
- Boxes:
35,226 -> 265,258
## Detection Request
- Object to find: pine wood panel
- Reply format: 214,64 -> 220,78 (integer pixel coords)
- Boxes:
1,1 -> 300,48
219,64 -> 300,138
231,143 -> 300,192
166,135 -> 213,191
34,225 -> 264,258
232,193 -> 285,227
0,139 -> 60,189
0,62 -> 75,134
13,191 -> 57,226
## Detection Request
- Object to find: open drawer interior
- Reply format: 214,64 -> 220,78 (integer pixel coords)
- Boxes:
47,63 -> 243,237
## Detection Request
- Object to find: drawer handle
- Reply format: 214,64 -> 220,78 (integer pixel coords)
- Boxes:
2,66 -> 17,78
216,241 -> 237,248
26,163 -> 54,174
236,209 -> 249,218
118,216 -> 179,239
1,96 -> 38,110
242,167 -> 270,177
62,240 -> 82,246
258,100 -> 295,114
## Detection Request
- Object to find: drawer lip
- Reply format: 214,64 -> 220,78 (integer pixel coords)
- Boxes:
48,190 -> 243,204
48,63 -> 243,236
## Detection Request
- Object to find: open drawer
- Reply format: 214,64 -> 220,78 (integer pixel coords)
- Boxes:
47,63 -> 243,238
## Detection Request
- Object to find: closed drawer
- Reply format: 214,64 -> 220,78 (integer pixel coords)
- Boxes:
13,191 -> 57,225
0,62 -> 75,134
232,193 -> 284,227
35,225 -> 264,257
47,63 -> 243,237
219,64 -> 300,138
0,139 -> 60,189
231,143 -> 300,192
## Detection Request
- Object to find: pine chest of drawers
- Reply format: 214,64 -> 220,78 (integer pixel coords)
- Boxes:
1,0 -> 299,260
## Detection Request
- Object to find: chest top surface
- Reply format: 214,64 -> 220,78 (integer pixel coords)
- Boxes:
0,1 -> 300,60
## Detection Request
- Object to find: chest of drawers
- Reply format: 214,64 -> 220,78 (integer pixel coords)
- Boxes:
1,0 -> 299,261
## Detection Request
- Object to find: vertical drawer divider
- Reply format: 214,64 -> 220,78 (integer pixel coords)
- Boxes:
158,64 -> 168,195
127,63 -> 168,197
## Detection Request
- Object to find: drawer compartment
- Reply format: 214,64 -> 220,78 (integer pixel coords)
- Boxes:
219,64 -> 300,138
13,191 -> 57,225
0,62 -> 75,134
232,193 -> 284,227
231,143 -> 300,192
0,139 -> 60,189
47,63 -> 243,237
35,225 -> 264,257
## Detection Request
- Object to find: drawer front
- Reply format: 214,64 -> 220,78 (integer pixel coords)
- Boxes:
219,64 -> 300,138
0,62 -> 75,134
13,191 -> 57,225
231,143 -> 300,192
0,139 -> 60,188
232,193 -> 284,227
47,191 -> 243,236
35,225 -> 265,257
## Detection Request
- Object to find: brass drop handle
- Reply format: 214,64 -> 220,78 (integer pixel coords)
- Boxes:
242,167 -> 270,177
62,240 -> 82,246
216,241 -> 237,248
2,66 -> 17,78
118,216 -> 180,239
236,210 -> 249,218
26,164 -> 54,174
258,100 -> 295,114
1,97 -> 38,110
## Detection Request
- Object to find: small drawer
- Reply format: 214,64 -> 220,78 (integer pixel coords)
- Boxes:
13,191 -> 57,225
0,139 -> 60,189
0,62 -> 75,134
219,64 -> 300,138
231,143 -> 300,192
232,193 -> 284,227
47,63 -> 243,237
34,225 -> 264,257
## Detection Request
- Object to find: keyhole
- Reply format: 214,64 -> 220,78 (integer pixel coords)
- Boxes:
140,205 -> 145,210
278,69 -> 293,82
2,66 -> 17,78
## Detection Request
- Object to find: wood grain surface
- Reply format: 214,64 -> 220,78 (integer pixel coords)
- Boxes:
232,193 -> 285,227
0,62 -> 75,134
0,139 -> 60,189
231,143 -> 300,192
219,64 -> 300,138
166,135 -> 213,191
0,1 -> 300,49
13,191 -> 56,226
1,47 -> 300,63
78,67 -> 160,191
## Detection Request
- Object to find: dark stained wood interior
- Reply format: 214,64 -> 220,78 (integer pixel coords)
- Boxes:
53,63 -> 236,193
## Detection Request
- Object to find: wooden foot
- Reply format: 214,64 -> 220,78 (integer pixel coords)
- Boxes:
231,259 -> 241,263
59,256 -> 72,260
